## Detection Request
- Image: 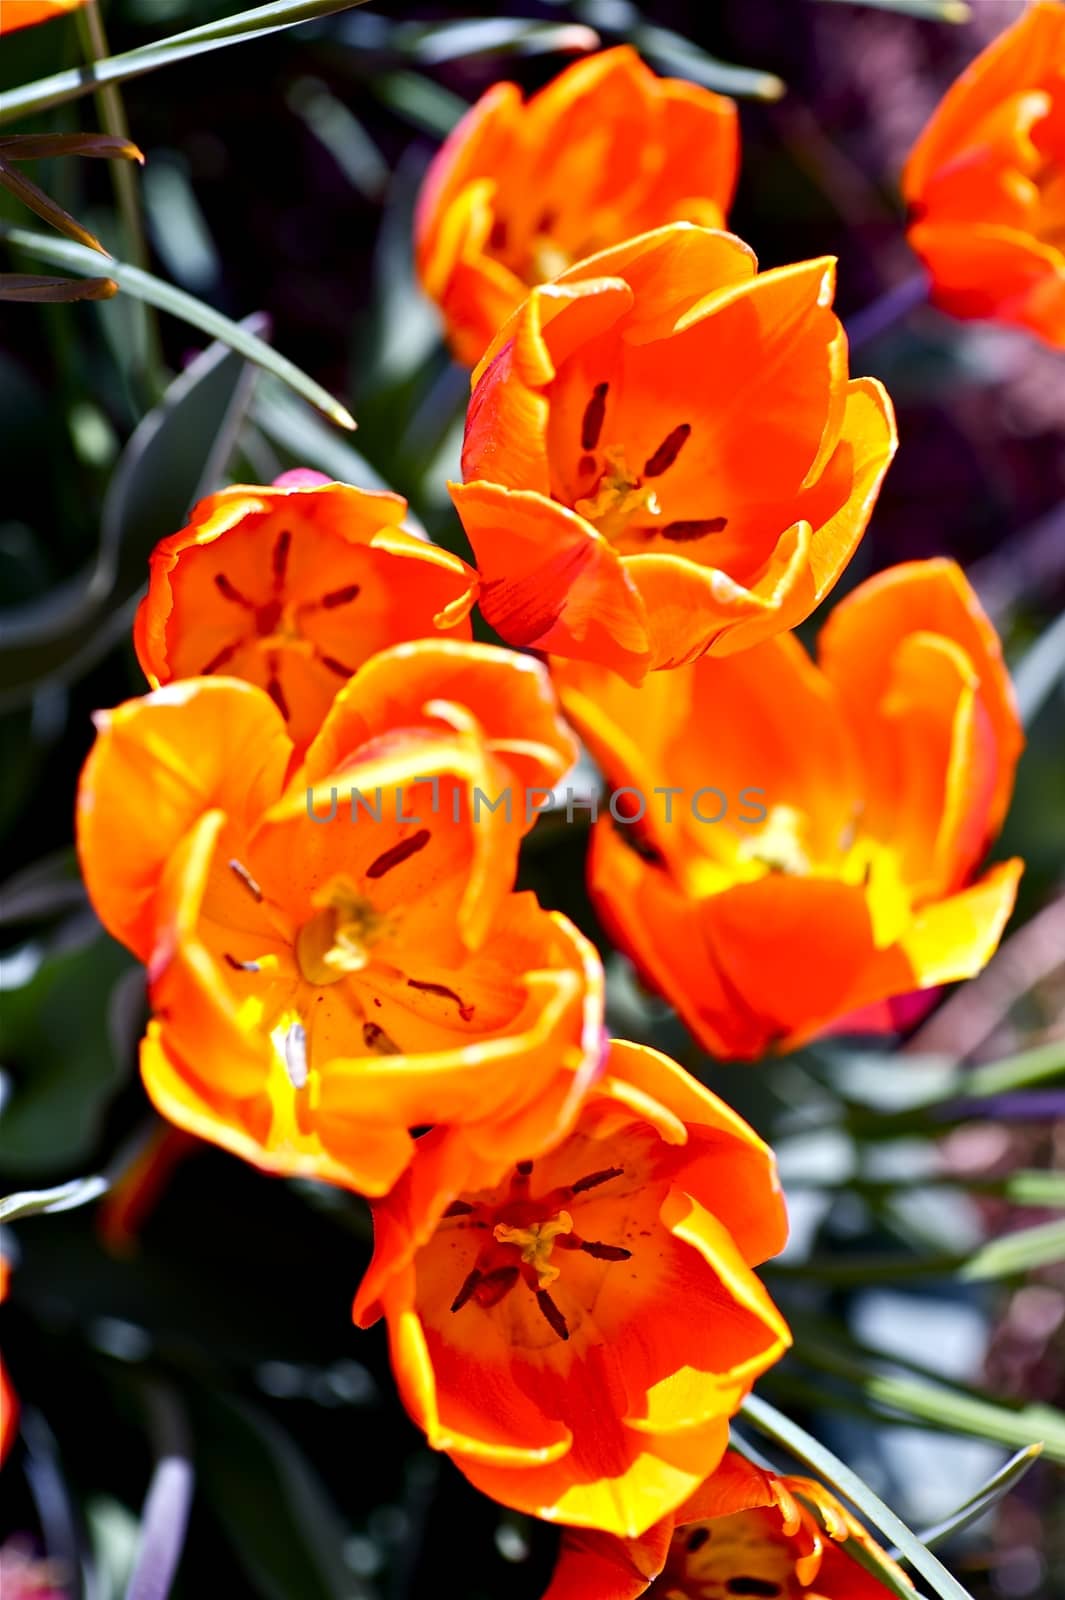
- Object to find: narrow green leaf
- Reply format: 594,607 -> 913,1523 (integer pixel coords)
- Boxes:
963,1037 -> 1065,1100
632,19 -> 785,100
959,1217 -> 1065,1281
0,0 -> 372,126
370,70 -> 467,138
0,224 -> 354,430
0,1174 -> 109,1224
813,0 -> 971,19
742,1394 -> 977,1600
916,1446 -> 1042,1550
392,17 -> 600,64
0,157 -> 107,253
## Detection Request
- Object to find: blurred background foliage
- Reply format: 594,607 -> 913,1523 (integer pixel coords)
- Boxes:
0,2 -> 1063,1597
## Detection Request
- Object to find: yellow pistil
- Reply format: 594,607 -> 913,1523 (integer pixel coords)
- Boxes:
295,877 -> 388,985
494,1211 -> 574,1287
735,805 -> 812,877
575,446 -> 662,542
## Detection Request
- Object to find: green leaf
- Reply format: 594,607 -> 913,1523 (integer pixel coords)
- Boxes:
0,223 -> 354,430
0,1174 -> 109,1224
369,70 -> 467,139
0,932 -> 137,1177
0,0 -> 373,126
630,19 -> 784,100
0,155 -> 107,253
741,1394 -> 977,1600
189,1390 -> 357,1600
391,18 -> 600,64
959,1217 -> 1065,1282
915,1445 -> 1042,1550
813,0 -> 970,18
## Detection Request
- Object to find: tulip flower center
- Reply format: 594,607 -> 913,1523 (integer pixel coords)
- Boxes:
445,1159 -> 632,1341
296,877 -> 389,985
656,1510 -> 798,1598
199,521 -> 363,722
734,806 -> 812,877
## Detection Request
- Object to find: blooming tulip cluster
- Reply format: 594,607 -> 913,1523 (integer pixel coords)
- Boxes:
68,20 -> 1038,1590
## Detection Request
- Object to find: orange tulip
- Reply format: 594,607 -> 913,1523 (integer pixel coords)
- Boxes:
0,1254 -> 16,1468
77,640 -> 605,1197
452,225 -> 897,681
133,474 -> 477,753
353,1040 -> 790,1536
0,0 -> 87,34
543,1447 -> 909,1599
415,46 -> 738,367
554,558 -> 1024,1059
903,1 -> 1065,345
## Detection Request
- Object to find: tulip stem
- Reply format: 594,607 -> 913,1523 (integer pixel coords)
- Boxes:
846,271 -> 929,351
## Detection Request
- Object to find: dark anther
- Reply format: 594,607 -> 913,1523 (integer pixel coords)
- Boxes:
272,528 -> 292,584
643,422 -> 691,477
407,980 -> 474,1022
318,653 -> 357,678
214,572 -> 255,607
661,517 -> 728,542
536,1289 -> 570,1341
366,829 -> 431,880
537,209 -> 557,234
687,1527 -> 711,1553
570,1165 -> 624,1195
581,381 -> 609,451
726,1582 -> 782,1598
579,1241 -> 632,1262
320,583 -> 361,609
223,952 -> 260,973
228,859 -> 264,902
265,672 -> 290,721
515,1160 -> 533,1177
201,641 -> 239,675
362,1022 -> 399,1055
443,1200 -> 476,1218
489,217 -> 508,252
450,1269 -> 482,1313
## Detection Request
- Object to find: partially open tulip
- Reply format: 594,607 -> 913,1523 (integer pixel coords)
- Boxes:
134,475 -> 477,752
354,1040 -> 790,1536
543,1447 -> 908,1599
416,47 -> 738,366
77,641 -> 604,1197
903,1 -> 1065,345
0,0 -> 87,34
452,226 -> 897,681
554,559 -> 1024,1059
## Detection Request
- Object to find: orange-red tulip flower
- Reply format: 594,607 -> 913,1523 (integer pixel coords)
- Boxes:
0,0 -> 87,34
554,558 -> 1024,1060
903,1 -> 1065,345
353,1040 -> 790,1536
77,641 -> 605,1197
452,226 -> 897,681
133,474 -> 477,753
543,1447 -> 909,1599
0,1254 -> 16,1468
415,47 -> 738,367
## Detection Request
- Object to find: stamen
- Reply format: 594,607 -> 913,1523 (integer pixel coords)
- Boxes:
515,1160 -> 533,1177
407,980 -> 474,1022
578,1240 -> 632,1262
577,453 -> 597,476
223,952 -> 261,973
366,829 -> 431,880
318,653 -> 357,678
661,517 -> 728,542
320,583 -> 361,609
489,217 -> 508,252
362,1021 -> 400,1055
476,1265 -> 521,1307
265,666 -> 290,721
283,1021 -> 308,1089
725,1583 -> 782,1598
687,1528 -> 711,1553
535,1289 -> 569,1341
201,641 -> 239,675
569,1165 -> 623,1195
450,1268 -> 481,1313
443,1200 -> 476,1217
272,528 -> 292,585
581,382 -> 609,451
214,572 -> 255,608
643,422 -> 691,477
228,859 -> 264,902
